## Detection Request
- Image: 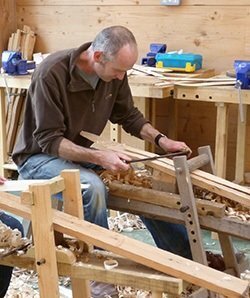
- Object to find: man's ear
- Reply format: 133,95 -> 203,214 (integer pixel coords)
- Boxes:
93,51 -> 103,63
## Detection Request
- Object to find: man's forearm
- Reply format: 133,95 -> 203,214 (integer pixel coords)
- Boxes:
140,123 -> 191,154
58,138 -> 97,163
139,123 -> 164,144
57,138 -> 132,172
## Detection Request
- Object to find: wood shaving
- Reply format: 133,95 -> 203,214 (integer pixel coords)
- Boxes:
0,220 -> 28,248
108,213 -> 145,233
194,186 -> 250,222
100,168 -> 153,189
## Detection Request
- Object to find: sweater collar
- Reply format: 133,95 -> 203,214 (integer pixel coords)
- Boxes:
67,42 -> 94,92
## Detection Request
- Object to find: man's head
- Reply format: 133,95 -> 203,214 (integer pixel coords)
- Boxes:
90,26 -> 138,81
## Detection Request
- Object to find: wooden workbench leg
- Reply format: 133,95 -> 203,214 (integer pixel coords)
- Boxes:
235,104 -> 247,183
215,103 -> 229,178
29,183 -> 60,298
61,170 -> 91,298
0,87 -> 7,177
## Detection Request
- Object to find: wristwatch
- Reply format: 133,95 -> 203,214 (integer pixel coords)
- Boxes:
154,133 -> 166,146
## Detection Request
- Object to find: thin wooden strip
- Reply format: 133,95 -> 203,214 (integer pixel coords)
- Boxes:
158,77 -> 236,82
174,81 -> 236,87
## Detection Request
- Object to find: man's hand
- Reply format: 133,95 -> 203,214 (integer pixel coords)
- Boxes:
140,123 -> 192,157
94,150 -> 132,172
0,177 -> 6,185
159,137 -> 192,157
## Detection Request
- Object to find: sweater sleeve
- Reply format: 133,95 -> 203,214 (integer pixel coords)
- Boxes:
30,73 -> 65,156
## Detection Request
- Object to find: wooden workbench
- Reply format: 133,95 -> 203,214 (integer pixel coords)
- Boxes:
0,73 -> 175,176
174,85 -> 250,181
0,70 -> 213,177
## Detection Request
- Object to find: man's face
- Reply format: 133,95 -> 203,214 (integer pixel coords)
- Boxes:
94,44 -> 138,82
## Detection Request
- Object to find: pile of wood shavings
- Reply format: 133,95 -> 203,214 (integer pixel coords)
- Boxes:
6,270 -> 72,298
0,220 -> 30,249
100,168 -> 153,189
194,186 -> 250,222
108,212 -> 146,233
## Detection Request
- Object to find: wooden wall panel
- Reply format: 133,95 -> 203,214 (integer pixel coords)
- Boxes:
15,5 -> 250,72
16,0 -> 250,6
0,0 -> 17,54
12,0 -> 250,179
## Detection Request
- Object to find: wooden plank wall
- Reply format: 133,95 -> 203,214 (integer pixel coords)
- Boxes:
0,0 -> 16,54
2,0 -> 250,179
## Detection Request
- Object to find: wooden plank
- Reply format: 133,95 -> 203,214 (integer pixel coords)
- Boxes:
6,89 -> 25,154
23,31 -> 36,60
215,103 -> 229,178
16,0 -> 250,6
61,170 -> 91,298
109,182 -> 225,218
0,191 -> 248,297
1,186 -> 250,240
0,251 -> 183,295
0,74 -> 31,89
121,145 -> 250,207
29,182 -> 60,298
25,212 -> 250,295
0,87 -> 7,176
174,156 -> 208,265
235,104 -> 247,183
174,81 -> 235,87
12,29 -> 22,51
0,179 -> 47,191
174,85 -> 250,105
7,33 -> 14,51
0,0 -> 16,53
108,195 -> 250,241
80,133 -> 244,203
15,5 -> 250,73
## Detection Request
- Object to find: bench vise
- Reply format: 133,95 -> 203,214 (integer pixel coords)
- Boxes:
141,43 -> 167,67
1,51 -> 36,75
234,60 -> 250,89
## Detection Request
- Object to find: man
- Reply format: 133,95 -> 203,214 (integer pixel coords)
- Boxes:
0,177 -> 24,297
13,26 -> 192,297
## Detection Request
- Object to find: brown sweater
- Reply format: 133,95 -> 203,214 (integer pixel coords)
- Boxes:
12,43 -> 148,166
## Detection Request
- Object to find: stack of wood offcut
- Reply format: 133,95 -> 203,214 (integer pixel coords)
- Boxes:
5,25 -> 36,158
7,25 -> 36,60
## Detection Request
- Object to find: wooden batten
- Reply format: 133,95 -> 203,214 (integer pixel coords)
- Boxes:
108,182 -> 225,218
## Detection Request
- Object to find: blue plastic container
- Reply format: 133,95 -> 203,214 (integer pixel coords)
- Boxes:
155,52 -> 203,72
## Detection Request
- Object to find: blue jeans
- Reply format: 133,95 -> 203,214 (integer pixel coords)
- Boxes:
18,154 -> 192,259
0,213 -> 24,298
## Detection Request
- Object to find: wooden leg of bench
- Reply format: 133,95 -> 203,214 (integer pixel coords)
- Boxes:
61,170 -> 91,297
30,183 -> 60,297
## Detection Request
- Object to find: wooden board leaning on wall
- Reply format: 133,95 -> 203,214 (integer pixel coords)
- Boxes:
5,25 -> 36,157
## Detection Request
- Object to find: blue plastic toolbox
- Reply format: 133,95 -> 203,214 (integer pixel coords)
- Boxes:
155,52 -> 203,72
